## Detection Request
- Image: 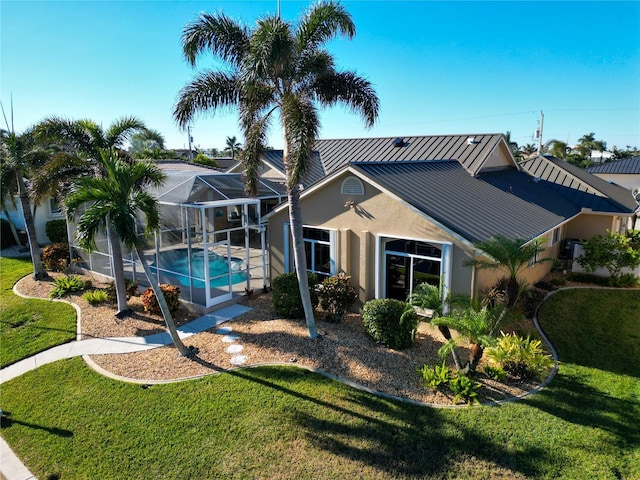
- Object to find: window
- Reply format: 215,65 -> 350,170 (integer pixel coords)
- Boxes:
49,198 -> 63,217
284,224 -> 336,281
340,176 -> 364,195
548,226 -> 562,247
383,238 -> 443,301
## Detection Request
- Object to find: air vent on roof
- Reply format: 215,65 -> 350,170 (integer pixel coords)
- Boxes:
467,136 -> 479,145
392,137 -> 405,148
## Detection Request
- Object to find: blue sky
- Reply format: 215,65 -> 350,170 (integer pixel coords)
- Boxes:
2,1 -> 639,152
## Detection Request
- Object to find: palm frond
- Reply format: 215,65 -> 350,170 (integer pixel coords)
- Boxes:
182,12 -> 249,67
246,16 -> 294,82
104,116 -> 146,148
174,71 -> 240,128
296,1 -> 355,52
281,94 -> 319,188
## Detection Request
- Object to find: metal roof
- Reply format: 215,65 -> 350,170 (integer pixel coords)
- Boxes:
586,156 -> 640,175
261,134 -> 507,186
352,161 -> 573,243
520,155 -> 638,212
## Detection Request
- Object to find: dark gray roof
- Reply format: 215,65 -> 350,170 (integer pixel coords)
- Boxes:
262,134 -> 507,186
520,155 -> 638,212
352,161 -> 572,243
586,156 -> 640,175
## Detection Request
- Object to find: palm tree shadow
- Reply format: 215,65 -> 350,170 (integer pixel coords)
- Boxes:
1,411 -> 73,438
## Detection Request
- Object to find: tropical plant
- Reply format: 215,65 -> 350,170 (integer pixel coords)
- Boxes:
0,109 -> 50,279
129,128 -> 166,156
465,235 -> 549,307
45,219 -> 67,243
50,274 -> 89,298
318,273 -> 357,322
485,332 -> 554,380
448,374 -> 481,406
417,362 -> 452,390
64,148 -> 191,356
225,136 -> 241,159
544,139 -> 570,159
36,116 -> 147,316
141,284 -> 181,318
431,304 -> 511,373
577,230 -> 640,285
483,364 -> 507,381
0,154 -> 23,247
82,289 -> 110,306
173,1 -> 379,337
41,242 -> 70,272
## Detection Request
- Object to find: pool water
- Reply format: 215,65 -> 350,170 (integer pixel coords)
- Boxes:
151,248 -> 248,288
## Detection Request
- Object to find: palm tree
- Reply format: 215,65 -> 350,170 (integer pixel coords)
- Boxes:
173,1 -> 379,338
0,127 -> 49,279
65,148 -> 191,356
518,143 -> 537,159
544,139 -> 570,159
36,116 -> 147,316
431,304 -> 506,373
225,136 -> 241,159
129,128 -> 166,157
0,153 -> 23,247
465,235 -> 549,307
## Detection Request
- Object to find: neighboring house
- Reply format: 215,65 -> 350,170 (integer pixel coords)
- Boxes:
1,196 -> 65,245
262,134 -> 639,305
586,156 -> 640,195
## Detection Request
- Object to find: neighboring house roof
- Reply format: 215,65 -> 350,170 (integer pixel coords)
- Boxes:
260,133 -> 510,186
213,157 -> 240,172
350,161 -> 576,243
520,155 -> 638,213
153,159 -> 221,173
586,156 -> 640,175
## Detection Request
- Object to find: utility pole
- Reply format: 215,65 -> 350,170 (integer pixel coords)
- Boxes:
536,111 -> 544,156
187,125 -> 193,159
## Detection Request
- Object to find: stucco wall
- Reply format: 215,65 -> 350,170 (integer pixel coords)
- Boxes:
565,213 -> 618,240
268,170 -> 477,305
1,196 -> 63,245
591,173 -> 639,193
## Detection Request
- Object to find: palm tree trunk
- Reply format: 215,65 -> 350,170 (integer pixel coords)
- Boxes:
107,220 -> 130,316
468,343 -> 484,373
436,325 -> 462,369
288,186 -> 318,338
507,277 -> 520,307
2,207 -> 23,246
16,171 -> 45,279
135,245 -> 191,356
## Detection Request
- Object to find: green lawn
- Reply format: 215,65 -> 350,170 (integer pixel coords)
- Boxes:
1,288 -> 638,479
0,257 -> 77,368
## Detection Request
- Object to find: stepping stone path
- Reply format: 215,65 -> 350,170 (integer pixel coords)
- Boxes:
215,326 -> 247,366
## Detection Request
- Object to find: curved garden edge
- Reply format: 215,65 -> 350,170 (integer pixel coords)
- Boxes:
10,274 -> 599,409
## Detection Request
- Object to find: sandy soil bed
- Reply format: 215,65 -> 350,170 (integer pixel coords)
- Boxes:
15,271 -> 542,406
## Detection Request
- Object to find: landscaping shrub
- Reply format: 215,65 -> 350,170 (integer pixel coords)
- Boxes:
566,272 -> 611,286
318,273 -> 357,323
577,231 -> 640,285
520,286 -> 547,318
1,219 -> 17,249
361,298 -> 419,349
418,362 -> 452,390
105,279 -> 139,303
483,364 -> 507,381
42,243 -> 70,272
449,374 -> 481,406
50,274 -> 89,298
485,332 -> 554,380
82,289 -> 110,306
272,272 -> 319,319
141,284 -> 181,317
45,219 -> 68,244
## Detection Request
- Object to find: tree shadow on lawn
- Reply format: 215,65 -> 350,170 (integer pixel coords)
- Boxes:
227,367 -> 554,479
0,410 -> 73,438
521,369 -> 640,450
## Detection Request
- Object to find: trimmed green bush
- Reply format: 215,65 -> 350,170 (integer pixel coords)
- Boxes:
361,298 -> 419,349
82,289 -> 110,306
41,243 -> 70,272
141,284 -> 181,317
319,273 -> 357,323
45,219 -> 68,244
272,272 -> 319,319
105,279 -> 139,303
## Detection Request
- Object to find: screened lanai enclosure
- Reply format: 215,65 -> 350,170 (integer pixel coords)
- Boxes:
69,173 -> 286,311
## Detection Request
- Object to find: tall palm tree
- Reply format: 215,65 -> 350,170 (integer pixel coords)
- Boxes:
174,1 -> 379,338
0,127 -> 49,279
129,128 -> 166,157
225,136 -> 241,159
65,148 -> 191,356
465,235 -> 549,307
0,153 -> 23,246
544,139 -> 570,159
36,116 -> 146,316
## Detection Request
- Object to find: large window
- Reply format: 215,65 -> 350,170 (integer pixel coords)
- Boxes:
284,225 -> 336,281
384,238 -> 443,301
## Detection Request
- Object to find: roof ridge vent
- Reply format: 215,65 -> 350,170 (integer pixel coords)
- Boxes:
467,136 -> 479,145
392,137 -> 406,148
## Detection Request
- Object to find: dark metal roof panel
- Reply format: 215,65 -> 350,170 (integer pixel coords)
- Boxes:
586,156 -> 640,174
521,156 -> 637,212
352,161 -> 572,243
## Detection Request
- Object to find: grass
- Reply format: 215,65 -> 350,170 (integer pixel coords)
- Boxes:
0,257 -> 77,368
1,288 -> 638,479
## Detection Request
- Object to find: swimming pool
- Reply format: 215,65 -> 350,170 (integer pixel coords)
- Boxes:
150,248 -> 248,289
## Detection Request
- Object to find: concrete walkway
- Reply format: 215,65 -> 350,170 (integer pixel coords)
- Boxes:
0,303 -> 251,480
